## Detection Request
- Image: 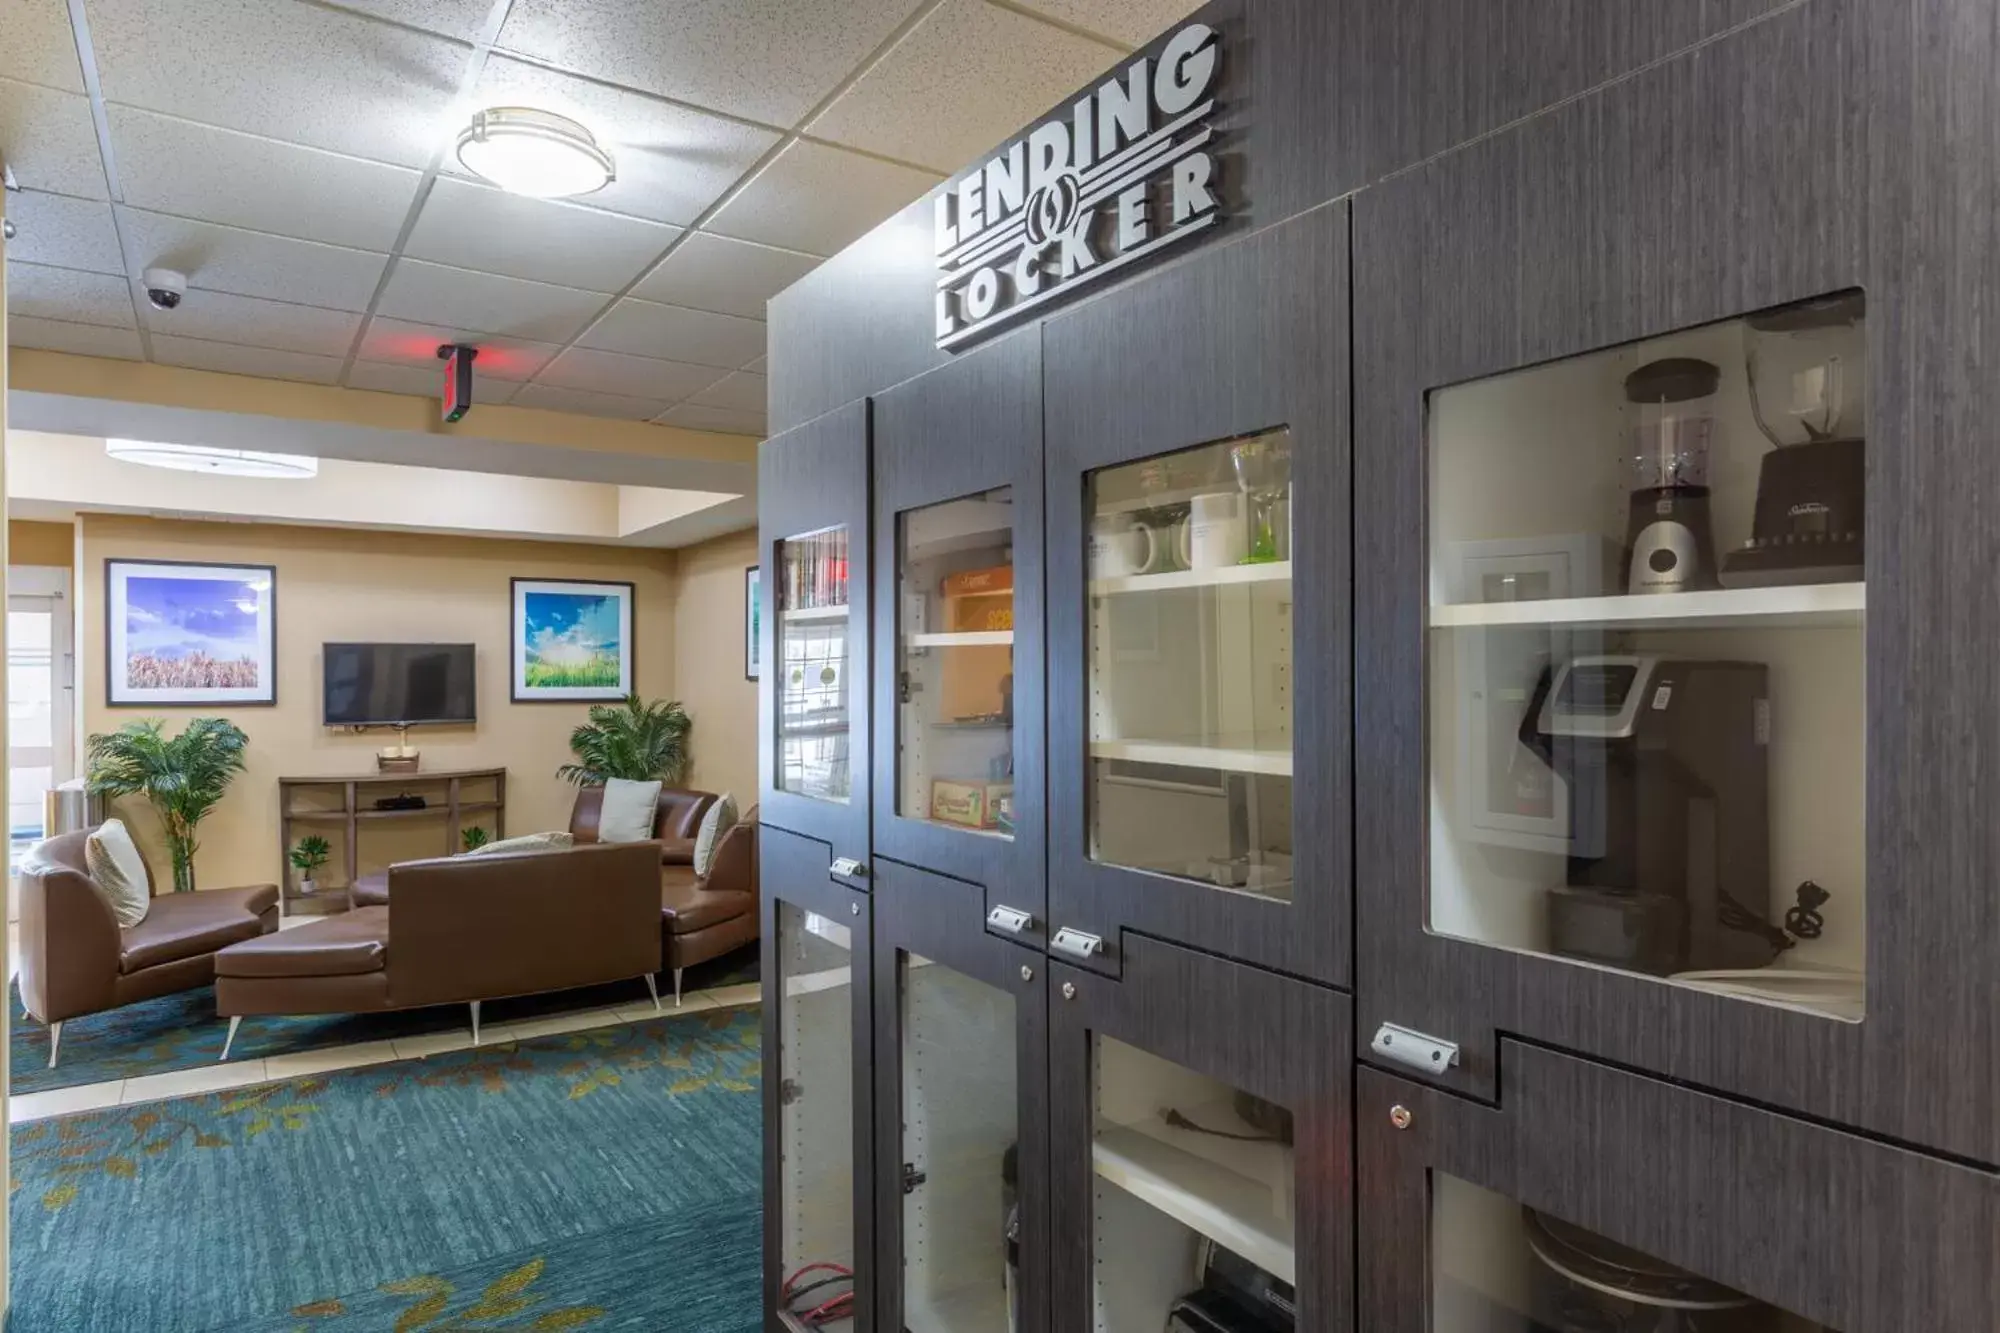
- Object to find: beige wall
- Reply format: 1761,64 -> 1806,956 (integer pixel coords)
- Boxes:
9,519 -> 72,567
78,514 -> 678,890
671,529 -> 760,804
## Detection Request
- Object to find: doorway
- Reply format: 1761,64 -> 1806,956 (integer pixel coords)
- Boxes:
9,566 -> 74,883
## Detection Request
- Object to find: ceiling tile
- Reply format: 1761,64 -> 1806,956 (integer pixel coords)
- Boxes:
687,369 -> 767,414
88,0 -> 470,168
810,0 -> 1120,173
140,288 -> 363,356
0,77 -> 108,198
538,346 -> 728,400
456,55 -> 780,227
115,207 -> 390,312
150,333 -> 344,384
109,107 -> 421,251
6,315 -> 143,359
1004,0 -> 1200,46
347,358 -> 519,404
5,261 -> 135,327
321,0 -> 495,42
631,230 -> 817,320
2,190 -> 122,272
353,315 -> 560,381
496,0 -> 918,128
579,298 -> 764,369
706,139 -> 939,256
405,176 -> 677,292
511,382 -> 673,422
376,259 -> 608,343
1,0 -> 83,92
658,402 -> 765,436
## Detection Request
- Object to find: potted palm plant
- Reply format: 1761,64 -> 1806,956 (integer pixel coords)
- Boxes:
288,835 -> 330,895
557,695 -> 693,786
86,717 -> 250,894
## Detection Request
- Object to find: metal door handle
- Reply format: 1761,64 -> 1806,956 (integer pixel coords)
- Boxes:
830,857 -> 865,878
986,905 -> 1033,935
1051,927 -> 1104,959
1370,1022 -> 1460,1075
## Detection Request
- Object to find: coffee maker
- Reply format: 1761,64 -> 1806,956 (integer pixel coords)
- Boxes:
1519,655 -> 1779,975
1623,358 -> 1722,594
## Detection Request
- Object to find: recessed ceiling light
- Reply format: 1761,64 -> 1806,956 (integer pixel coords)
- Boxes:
106,440 -> 318,480
456,107 -> 615,199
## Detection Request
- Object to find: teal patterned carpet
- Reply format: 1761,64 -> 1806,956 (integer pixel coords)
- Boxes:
8,1007 -> 764,1332
11,947 -> 758,1094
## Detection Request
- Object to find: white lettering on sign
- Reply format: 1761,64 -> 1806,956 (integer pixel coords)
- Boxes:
933,20 -> 1223,350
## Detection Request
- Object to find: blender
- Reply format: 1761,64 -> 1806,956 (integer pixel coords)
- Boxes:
1623,358 -> 1722,594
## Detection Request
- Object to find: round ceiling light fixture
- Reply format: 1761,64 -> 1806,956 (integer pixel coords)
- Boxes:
456,107 -> 615,199
105,440 -> 319,479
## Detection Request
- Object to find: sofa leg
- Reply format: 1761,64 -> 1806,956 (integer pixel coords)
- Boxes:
46,1021 -> 61,1070
469,1000 -> 482,1046
673,967 -> 684,1007
219,1015 -> 242,1063
644,972 -> 662,1012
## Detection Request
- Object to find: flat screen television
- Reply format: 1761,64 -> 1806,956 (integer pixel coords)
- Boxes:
323,643 -> 476,727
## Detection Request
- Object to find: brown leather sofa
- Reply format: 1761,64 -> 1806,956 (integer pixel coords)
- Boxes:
214,840 -> 663,1055
19,828 -> 278,1067
350,785 -> 717,908
660,806 -> 758,1004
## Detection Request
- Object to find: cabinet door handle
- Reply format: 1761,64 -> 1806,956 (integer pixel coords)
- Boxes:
987,905 -> 1034,935
1370,1022 -> 1460,1075
830,856 -> 866,878
1051,927 -> 1105,959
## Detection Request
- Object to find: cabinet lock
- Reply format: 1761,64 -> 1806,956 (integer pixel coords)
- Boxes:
1370,1022 -> 1460,1076
987,904 -> 1034,935
1051,927 -> 1105,959
830,856 -> 866,879
901,1163 -> 927,1195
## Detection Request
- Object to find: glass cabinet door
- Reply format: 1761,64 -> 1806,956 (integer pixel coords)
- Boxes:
778,525 -> 855,804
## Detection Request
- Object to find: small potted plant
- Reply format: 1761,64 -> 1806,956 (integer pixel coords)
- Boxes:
288,835 -> 330,896
461,826 -> 490,853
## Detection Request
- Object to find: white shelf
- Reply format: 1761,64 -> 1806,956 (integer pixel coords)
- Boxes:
1091,561 -> 1291,596
908,630 -> 1014,647
782,604 -> 848,623
1091,739 -> 1293,776
1428,581 -> 1865,630
1094,1113 -> 1294,1283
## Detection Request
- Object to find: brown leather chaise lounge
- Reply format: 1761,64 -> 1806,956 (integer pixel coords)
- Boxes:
213,841 -> 662,1056
19,828 -> 278,1067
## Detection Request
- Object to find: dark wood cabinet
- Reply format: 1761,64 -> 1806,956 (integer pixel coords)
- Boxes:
760,402 -> 873,883
870,860 -> 1048,1333
762,825 -> 876,1332
870,329 -> 1048,938
1041,201 -> 1351,986
1049,935 -> 1352,1333
1358,1040 -> 2000,1332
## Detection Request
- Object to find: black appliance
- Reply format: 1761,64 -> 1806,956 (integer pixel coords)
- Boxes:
1721,293 -> 1867,588
1523,1207 -> 1783,1331
1623,358 -> 1721,594
323,642 -> 477,727
1519,655 -> 1779,975
1166,1241 -> 1295,1333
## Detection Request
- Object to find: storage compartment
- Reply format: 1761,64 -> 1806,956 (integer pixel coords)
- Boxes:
897,490 -> 1017,839
1091,1036 -> 1297,1333
1086,430 -> 1295,899
1426,297 -> 1867,1019
778,526 -> 853,804
777,899 -> 860,1330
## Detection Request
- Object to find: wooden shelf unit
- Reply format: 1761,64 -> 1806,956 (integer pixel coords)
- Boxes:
276,767 -> 507,916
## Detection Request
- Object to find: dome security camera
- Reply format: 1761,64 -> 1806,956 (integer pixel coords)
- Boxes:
143,267 -> 188,311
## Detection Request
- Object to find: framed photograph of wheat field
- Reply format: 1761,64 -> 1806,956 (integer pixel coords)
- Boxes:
106,559 -> 277,706
511,578 -> 634,702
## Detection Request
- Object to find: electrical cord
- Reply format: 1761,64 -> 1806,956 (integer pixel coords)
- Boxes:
1718,880 -> 1831,951
782,1263 -> 855,1327
1784,879 -> 1829,939
1162,1108 -> 1280,1142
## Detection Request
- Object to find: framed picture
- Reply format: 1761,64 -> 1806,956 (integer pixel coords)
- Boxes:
745,564 -> 761,681
511,578 -> 634,702
106,559 -> 277,706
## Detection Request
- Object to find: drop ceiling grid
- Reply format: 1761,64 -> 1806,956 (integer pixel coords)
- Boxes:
0,0 -> 1201,430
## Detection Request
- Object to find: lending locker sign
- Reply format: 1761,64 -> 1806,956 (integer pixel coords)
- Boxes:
932,22 -> 1223,351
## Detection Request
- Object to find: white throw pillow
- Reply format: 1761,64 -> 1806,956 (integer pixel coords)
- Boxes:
596,778 -> 662,844
464,830 -> 574,857
83,818 -> 151,926
692,793 -> 739,878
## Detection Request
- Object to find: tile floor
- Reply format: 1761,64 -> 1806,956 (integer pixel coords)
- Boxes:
5,915 -> 762,1124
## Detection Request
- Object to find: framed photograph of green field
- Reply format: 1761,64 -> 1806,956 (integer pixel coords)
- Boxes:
106,559 -> 277,706
510,578 -> 634,703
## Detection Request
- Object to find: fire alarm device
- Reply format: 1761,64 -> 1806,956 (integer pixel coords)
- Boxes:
438,344 -> 478,422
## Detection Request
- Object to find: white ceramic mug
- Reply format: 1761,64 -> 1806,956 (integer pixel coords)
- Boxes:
1089,514 -> 1155,578
1183,491 -> 1247,569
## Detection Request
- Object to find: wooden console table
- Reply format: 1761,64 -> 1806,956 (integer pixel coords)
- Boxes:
276,768 -> 508,916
